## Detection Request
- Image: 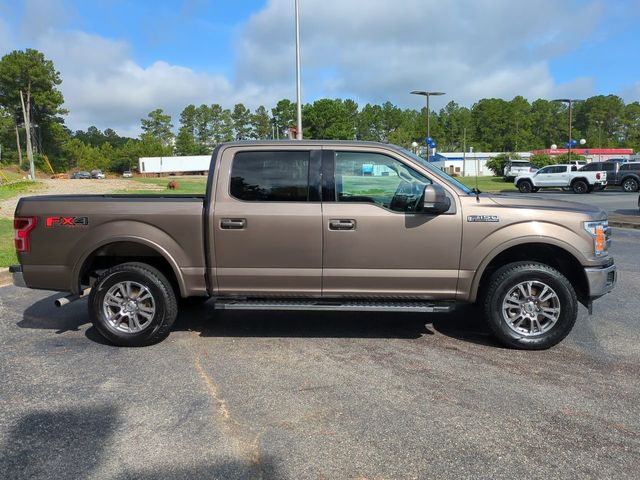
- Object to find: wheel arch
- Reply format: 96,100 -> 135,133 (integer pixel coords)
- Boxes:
471,241 -> 589,307
74,237 -> 186,297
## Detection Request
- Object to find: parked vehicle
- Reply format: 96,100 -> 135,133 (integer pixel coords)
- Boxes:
503,159 -> 537,181
122,171 -> 133,178
12,141 -> 616,350
515,164 -> 607,194
580,161 -> 640,192
70,171 -> 91,179
91,169 -> 106,179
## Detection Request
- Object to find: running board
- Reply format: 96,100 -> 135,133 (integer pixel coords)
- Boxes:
214,299 -> 455,313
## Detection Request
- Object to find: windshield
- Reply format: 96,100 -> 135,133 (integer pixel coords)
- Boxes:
400,148 -> 474,194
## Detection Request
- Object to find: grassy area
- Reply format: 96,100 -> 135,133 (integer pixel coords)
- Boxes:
0,180 -> 43,201
458,176 -> 517,192
121,176 -> 208,195
0,218 -> 16,267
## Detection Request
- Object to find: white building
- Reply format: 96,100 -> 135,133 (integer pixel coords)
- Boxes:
430,152 -> 532,177
138,155 -> 210,174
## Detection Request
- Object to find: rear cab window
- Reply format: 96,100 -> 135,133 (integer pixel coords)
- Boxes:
230,151 -> 311,202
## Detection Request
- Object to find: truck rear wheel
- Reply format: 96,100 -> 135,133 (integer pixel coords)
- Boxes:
572,180 -> 588,194
483,262 -> 577,350
622,178 -> 639,192
88,262 -> 178,347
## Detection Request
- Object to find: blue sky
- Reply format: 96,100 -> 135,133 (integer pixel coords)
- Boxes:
1,0 -> 638,135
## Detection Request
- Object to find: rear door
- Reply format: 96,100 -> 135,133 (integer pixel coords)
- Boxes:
321,148 -> 462,299
212,147 -> 322,296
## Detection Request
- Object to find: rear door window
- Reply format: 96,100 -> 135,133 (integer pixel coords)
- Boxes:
230,151 -> 310,202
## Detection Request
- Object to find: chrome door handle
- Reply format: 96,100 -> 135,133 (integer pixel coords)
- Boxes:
329,219 -> 355,230
220,218 -> 246,229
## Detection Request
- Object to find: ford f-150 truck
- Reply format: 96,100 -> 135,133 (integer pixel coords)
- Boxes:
515,164 -> 607,193
11,141 -> 617,349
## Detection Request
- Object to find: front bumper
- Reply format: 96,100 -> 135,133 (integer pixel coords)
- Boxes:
584,262 -> 616,298
10,265 -> 26,288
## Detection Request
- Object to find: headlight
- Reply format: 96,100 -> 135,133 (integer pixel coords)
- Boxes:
584,220 -> 609,256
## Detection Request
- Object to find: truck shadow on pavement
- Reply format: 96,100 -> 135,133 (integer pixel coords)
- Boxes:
17,294 -> 502,348
0,403 -> 280,479
175,302 -> 502,347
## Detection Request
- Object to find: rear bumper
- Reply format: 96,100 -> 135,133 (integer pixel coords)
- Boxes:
584,262 -> 616,299
10,265 -> 26,288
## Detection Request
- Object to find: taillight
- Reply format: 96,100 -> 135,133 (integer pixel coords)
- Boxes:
596,172 -> 601,180
14,217 -> 37,253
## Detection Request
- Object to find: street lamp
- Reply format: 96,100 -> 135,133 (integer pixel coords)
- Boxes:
411,90 -> 445,150
552,98 -> 583,163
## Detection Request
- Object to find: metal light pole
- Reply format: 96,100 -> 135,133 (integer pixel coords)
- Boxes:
410,90 -> 445,142
294,0 -> 302,140
553,98 -> 583,164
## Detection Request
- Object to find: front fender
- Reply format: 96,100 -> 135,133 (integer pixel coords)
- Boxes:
463,220 -> 592,302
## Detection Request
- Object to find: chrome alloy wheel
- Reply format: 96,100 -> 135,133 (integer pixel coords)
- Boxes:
501,281 -> 561,336
102,281 -> 156,333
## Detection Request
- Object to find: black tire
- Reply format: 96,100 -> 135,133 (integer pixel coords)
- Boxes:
532,187 -> 540,193
572,179 -> 588,194
622,177 -> 639,192
88,262 -> 178,347
483,262 -> 578,350
517,180 -> 533,193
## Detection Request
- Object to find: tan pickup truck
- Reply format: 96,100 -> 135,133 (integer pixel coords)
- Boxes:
11,141 -> 617,349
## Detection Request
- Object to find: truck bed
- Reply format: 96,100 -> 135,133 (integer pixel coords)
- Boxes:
15,194 -> 207,295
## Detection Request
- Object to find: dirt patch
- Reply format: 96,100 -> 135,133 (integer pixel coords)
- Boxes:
0,179 -> 154,218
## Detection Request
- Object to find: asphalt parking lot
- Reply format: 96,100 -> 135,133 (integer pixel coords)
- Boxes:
501,189 -> 639,216
1,228 -> 639,480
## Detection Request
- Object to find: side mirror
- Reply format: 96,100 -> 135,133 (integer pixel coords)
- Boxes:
422,184 -> 451,214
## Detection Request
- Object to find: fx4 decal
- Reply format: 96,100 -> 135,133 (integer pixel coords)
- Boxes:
46,216 -> 89,227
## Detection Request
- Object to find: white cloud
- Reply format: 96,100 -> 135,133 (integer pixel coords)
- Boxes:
0,0 -> 610,136
235,0 -> 602,108
620,81 -> 640,104
30,30 -> 289,136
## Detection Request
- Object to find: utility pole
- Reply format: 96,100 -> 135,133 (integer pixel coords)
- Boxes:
462,127 -> 467,177
294,0 -> 303,140
20,90 -> 36,181
14,123 -> 23,166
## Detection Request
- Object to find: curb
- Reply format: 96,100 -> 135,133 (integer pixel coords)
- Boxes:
0,267 -> 11,287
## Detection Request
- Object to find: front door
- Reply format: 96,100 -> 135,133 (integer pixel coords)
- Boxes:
321,148 -> 463,299
212,147 -> 322,296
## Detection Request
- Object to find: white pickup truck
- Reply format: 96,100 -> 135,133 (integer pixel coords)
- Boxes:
515,164 -> 607,194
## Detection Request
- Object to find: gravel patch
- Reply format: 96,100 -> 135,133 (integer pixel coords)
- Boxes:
0,179 -> 153,218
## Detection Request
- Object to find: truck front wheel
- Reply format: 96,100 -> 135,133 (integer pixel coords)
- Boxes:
88,262 -> 178,347
517,180 -> 533,193
483,262 -> 577,349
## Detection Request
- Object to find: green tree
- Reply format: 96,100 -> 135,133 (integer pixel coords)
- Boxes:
0,48 -> 66,163
271,99 -> 296,137
140,108 -> 174,146
231,103 -> 252,140
303,98 -> 358,139
251,106 -> 272,139
175,104 -> 199,155
529,153 -> 552,168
